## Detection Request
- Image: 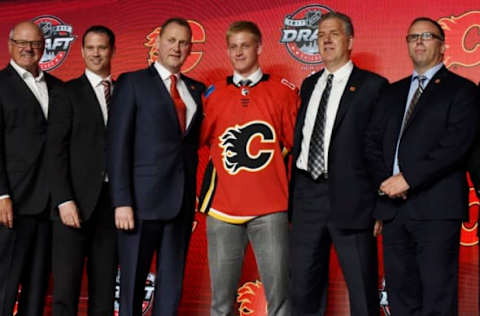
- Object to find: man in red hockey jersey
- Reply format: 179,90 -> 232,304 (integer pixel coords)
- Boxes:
199,21 -> 299,316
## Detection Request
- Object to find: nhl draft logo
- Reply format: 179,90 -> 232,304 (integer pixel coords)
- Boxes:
33,15 -> 75,71
379,277 -> 391,316
219,121 -> 276,175
114,270 -> 155,315
237,280 -> 267,315
280,4 -> 333,64
144,20 -> 206,73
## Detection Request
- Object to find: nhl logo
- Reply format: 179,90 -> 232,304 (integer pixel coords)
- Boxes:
280,4 -> 333,64
32,15 -> 76,71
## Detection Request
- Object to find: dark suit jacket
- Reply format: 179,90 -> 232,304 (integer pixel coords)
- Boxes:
0,64 -> 63,215
107,65 -> 204,221
365,66 -> 478,221
291,66 -> 388,229
49,74 -> 110,221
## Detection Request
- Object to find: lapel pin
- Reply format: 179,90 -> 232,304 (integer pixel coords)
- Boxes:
434,79 -> 440,84
349,86 -> 356,92
191,85 -> 196,90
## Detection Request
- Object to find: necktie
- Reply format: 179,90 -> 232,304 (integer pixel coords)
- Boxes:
400,75 -> 427,135
308,73 -> 334,180
170,75 -> 186,131
239,79 -> 252,87
102,80 -> 111,111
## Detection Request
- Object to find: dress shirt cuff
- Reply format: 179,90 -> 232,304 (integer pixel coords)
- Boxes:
0,194 -> 10,200
58,200 -> 74,208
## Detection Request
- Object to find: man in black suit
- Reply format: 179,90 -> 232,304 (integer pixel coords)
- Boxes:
49,25 -> 117,316
290,12 -> 387,316
107,18 -> 204,316
365,17 -> 478,316
0,21 -> 63,316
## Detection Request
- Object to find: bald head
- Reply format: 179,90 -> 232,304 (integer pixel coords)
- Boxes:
9,21 -> 44,42
8,21 -> 45,76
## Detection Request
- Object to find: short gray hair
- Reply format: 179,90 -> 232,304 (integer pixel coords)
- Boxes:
319,11 -> 354,37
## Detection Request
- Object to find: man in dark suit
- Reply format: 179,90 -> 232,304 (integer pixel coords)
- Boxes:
0,21 -> 63,316
290,12 -> 387,316
365,17 -> 478,316
49,25 -> 117,316
107,17 -> 204,316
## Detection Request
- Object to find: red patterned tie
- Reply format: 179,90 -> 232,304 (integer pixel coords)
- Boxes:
170,75 -> 186,131
102,80 -> 111,111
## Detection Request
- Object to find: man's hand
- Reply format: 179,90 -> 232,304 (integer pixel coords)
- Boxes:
0,198 -> 13,228
373,220 -> 383,237
58,201 -> 81,228
380,173 -> 410,199
115,206 -> 135,230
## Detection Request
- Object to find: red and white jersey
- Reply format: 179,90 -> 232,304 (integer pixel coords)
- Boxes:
199,74 -> 300,224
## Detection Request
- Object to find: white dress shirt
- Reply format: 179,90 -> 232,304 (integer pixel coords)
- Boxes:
10,59 -> 49,119
154,62 -> 197,128
296,61 -> 354,172
85,68 -> 111,126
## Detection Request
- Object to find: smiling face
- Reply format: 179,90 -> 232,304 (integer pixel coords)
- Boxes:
81,32 -> 114,78
407,20 -> 445,74
8,22 -> 44,76
155,22 -> 191,74
227,31 -> 261,77
317,17 -> 352,72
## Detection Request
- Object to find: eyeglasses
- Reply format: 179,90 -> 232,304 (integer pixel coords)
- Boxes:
9,38 -> 44,49
406,32 -> 444,43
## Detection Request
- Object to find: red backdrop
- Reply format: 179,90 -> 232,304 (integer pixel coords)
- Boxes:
1,1 -> 479,315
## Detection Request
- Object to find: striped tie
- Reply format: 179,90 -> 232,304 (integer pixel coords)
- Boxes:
308,73 -> 334,180
102,80 -> 111,111
400,75 -> 427,135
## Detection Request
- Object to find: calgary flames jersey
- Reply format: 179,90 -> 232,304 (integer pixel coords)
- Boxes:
198,74 -> 300,224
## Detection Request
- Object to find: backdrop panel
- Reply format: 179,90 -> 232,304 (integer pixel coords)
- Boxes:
0,1 -> 479,315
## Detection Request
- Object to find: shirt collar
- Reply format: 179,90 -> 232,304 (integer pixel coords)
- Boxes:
233,67 -> 263,86
10,59 -> 44,81
411,62 -> 443,84
85,68 -> 111,87
154,61 -> 179,81
323,60 -> 353,81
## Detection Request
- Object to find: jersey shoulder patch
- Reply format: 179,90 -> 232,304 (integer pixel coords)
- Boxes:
204,84 -> 216,98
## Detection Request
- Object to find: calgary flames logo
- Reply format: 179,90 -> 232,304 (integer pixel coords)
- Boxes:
438,11 -> 480,68
237,280 -> 267,316
460,174 -> 479,246
144,20 -> 206,73
219,121 -> 276,175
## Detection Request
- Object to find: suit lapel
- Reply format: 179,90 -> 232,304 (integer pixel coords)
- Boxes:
181,74 -> 202,136
402,66 -> 448,132
78,74 -> 106,127
331,66 -> 361,137
7,64 -> 46,121
292,70 -> 323,159
148,65 -> 182,132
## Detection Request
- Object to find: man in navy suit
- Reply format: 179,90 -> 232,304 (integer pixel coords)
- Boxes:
290,12 -> 387,316
0,21 -> 63,316
49,25 -> 117,316
365,17 -> 478,315
107,17 -> 204,316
